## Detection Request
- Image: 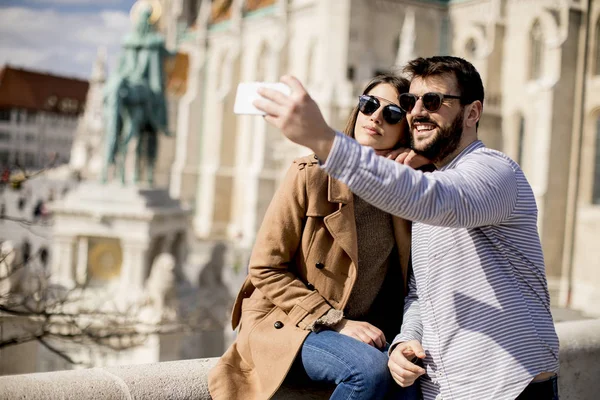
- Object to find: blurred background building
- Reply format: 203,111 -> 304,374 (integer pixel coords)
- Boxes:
1,0 -> 599,376
164,0 -> 599,317
0,66 -> 88,169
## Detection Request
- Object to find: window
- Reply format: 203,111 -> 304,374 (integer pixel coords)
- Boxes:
593,116 -> 600,204
186,0 -> 199,26
0,130 -> 10,142
595,17 -> 600,76
0,109 -> 10,122
59,98 -> 79,113
45,96 -> 57,109
39,247 -> 49,267
347,66 -> 355,81
26,111 -> 37,123
0,150 -> 9,165
24,152 -> 35,167
517,115 -> 525,166
529,20 -> 543,80
465,38 -> 477,59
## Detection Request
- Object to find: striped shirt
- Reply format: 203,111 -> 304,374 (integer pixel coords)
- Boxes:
322,132 -> 559,400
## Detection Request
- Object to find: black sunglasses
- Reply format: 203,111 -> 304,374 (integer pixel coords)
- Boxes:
358,95 -> 405,125
399,92 -> 463,113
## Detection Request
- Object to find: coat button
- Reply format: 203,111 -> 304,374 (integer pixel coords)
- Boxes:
274,321 -> 284,329
315,262 -> 325,269
306,283 -> 315,291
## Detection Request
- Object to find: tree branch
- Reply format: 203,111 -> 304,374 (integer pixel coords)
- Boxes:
36,337 -> 81,365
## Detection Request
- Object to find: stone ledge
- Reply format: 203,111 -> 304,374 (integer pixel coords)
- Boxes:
1,319 -> 599,399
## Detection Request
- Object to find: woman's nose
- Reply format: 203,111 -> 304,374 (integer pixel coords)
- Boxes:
370,106 -> 384,124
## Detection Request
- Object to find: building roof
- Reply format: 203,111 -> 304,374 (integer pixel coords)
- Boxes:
0,65 -> 89,115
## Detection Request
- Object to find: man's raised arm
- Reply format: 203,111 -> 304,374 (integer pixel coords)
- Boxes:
254,76 -> 518,228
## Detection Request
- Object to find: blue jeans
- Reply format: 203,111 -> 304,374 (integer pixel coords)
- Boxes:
292,330 -> 421,400
515,375 -> 559,399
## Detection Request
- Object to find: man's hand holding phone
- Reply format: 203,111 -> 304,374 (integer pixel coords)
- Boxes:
388,340 -> 426,387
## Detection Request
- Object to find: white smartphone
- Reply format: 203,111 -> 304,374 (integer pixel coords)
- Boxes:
233,82 -> 291,115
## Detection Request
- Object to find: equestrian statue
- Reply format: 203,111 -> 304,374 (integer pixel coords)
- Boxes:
102,0 -> 175,186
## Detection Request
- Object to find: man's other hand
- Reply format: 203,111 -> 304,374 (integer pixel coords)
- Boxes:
253,76 -> 336,161
388,340 -> 426,387
385,148 -> 431,169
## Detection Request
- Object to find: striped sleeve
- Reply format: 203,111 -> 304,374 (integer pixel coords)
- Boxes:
392,269 -> 422,345
322,132 -> 519,228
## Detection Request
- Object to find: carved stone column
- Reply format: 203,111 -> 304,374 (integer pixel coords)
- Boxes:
50,236 -> 76,288
75,236 -> 89,286
119,241 -> 150,295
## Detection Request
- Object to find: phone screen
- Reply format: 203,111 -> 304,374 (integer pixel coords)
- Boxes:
233,82 -> 291,115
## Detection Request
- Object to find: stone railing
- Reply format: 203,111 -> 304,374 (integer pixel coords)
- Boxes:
1,319 -> 599,399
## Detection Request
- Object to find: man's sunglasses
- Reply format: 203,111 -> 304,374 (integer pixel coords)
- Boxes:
358,95 -> 405,125
399,92 -> 463,113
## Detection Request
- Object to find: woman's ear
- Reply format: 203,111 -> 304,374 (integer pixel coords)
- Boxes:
465,100 -> 483,129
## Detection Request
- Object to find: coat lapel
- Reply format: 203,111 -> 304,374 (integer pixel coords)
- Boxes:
322,175 -> 412,295
323,177 -> 358,267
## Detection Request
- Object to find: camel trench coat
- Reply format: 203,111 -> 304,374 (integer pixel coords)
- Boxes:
208,155 -> 412,400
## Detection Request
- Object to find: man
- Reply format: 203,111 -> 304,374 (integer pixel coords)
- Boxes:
254,56 -> 559,400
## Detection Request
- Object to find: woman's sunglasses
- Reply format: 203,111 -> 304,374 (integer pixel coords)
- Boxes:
399,92 -> 463,113
358,95 -> 405,125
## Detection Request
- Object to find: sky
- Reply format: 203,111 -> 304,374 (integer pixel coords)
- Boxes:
0,0 -> 139,79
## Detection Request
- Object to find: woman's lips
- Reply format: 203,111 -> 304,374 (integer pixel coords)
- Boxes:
363,126 -> 380,136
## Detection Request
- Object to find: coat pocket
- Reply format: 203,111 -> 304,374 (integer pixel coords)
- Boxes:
237,297 -> 276,369
246,306 -> 309,385
239,297 -> 274,333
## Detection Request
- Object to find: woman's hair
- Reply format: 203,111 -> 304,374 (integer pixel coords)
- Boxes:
342,73 -> 410,148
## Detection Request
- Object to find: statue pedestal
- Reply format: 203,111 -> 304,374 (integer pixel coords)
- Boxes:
50,182 -> 190,304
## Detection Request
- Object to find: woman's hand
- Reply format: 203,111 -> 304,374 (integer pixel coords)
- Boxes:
333,318 -> 386,349
384,147 -> 430,169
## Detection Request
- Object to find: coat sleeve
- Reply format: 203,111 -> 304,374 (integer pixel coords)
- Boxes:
248,161 -> 333,329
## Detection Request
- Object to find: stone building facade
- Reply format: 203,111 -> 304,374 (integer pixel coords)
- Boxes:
162,0 -> 599,317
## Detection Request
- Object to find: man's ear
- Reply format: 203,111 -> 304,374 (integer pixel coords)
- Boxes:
465,100 -> 483,129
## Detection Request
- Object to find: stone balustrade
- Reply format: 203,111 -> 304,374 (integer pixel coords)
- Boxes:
1,319 -> 599,399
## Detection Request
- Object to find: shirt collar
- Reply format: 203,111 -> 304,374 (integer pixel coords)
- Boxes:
439,140 -> 485,171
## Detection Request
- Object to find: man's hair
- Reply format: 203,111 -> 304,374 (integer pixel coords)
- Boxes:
343,73 -> 410,148
403,56 -> 485,107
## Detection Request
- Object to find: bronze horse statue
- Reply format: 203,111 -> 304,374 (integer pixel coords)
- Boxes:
101,2 -> 173,186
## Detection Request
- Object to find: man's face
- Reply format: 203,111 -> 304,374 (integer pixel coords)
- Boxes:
406,75 -> 465,164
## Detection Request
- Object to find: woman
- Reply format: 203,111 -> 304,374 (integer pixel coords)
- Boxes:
209,74 -> 424,400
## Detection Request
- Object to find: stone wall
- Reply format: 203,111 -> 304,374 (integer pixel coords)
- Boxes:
1,319 -> 599,399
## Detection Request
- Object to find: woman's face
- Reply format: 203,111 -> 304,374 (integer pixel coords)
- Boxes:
354,83 -> 407,151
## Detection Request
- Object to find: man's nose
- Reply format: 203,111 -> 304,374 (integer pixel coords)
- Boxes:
410,98 -> 428,117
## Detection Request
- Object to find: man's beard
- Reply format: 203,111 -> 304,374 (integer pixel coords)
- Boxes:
410,109 -> 464,165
